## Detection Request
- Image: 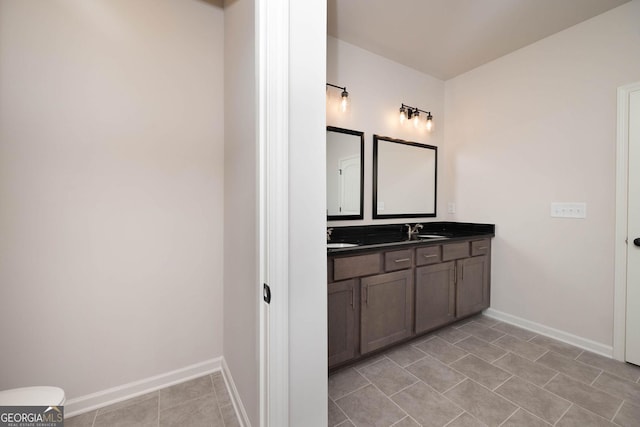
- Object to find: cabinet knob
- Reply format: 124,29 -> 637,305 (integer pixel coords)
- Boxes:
634,238 -> 640,247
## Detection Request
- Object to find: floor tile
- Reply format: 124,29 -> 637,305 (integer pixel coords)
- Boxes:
555,404 -> 616,427
500,409 -> 551,427
391,416 -> 420,427
495,376 -> 570,424
457,322 -> 505,342
444,379 -> 517,426
536,351 -> 601,384
450,354 -> 511,390
415,336 -> 468,364
592,371 -> 640,405
544,374 -> 622,420
491,322 -> 537,341
444,412 -> 486,427
94,395 -> 159,427
613,401 -> 640,427
492,334 -> 547,361
64,410 -> 97,427
219,403 -> 241,427
391,381 -> 463,427
335,384 -> 405,427
329,398 -> 347,426
386,343 -> 427,367
159,394 -> 223,427
493,352 -> 557,386
159,376 -> 214,411
405,355 -> 466,392
211,372 -> 232,407
528,336 -> 582,359
466,314 -> 501,328
435,326 -> 471,344
358,358 -> 418,396
577,351 -> 640,382
336,421 -> 355,427
329,368 -> 370,400
96,392 -> 158,415
454,336 -> 506,363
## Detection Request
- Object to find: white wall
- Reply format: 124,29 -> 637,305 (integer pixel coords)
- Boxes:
0,0 -> 224,399
327,37 -> 448,226
223,0 -> 259,425
445,0 -> 640,350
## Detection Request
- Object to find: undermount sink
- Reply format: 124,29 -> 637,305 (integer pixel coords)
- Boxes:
327,242 -> 359,248
416,234 -> 449,239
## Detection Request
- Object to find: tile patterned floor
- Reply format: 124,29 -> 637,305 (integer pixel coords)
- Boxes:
65,372 -> 240,427
329,315 -> 640,427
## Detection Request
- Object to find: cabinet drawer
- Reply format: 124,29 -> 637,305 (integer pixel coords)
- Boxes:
384,249 -> 413,271
442,242 -> 470,261
416,245 -> 441,266
471,239 -> 491,256
333,253 -> 381,281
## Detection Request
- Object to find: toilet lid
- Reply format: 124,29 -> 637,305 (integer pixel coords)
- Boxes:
0,386 -> 65,406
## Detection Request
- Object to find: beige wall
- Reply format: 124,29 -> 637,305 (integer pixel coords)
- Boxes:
327,37 -> 448,227
0,0 -> 224,398
445,0 -> 640,349
223,0 -> 259,424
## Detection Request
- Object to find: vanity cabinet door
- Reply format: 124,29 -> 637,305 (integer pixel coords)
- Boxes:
328,279 -> 358,367
415,262 -> 456,334
360,270 -> 413,354
456,255 -> 490,318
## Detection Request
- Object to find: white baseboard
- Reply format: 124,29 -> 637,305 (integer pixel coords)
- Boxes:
221,358 -> 251,427
65,357 -> 223,418
484,308 -> 613,358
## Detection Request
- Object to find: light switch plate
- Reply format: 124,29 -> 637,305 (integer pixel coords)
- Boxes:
551,202 -> 587,218
448,202 -> 456,214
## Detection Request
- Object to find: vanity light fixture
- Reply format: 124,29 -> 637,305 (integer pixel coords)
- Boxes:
399,103 -> 434,132
326,83 -> 350,113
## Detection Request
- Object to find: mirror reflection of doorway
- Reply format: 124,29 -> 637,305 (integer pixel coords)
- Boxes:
338,155 -> 360,215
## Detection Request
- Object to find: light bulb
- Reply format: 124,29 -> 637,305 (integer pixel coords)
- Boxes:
340,90 -> 349,113
399,106 -> 407,124
412,110 -> 420,128
426,114 -> 433,132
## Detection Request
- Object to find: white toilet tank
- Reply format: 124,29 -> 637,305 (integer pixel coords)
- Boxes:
0,386 -> 65,406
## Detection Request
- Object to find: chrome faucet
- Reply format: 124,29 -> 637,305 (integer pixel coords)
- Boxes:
406,223 -> 423,238
327,228 -> 333,241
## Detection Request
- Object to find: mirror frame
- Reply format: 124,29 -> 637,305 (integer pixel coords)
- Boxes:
372,135 -> 437,219
327,126 -> 365,221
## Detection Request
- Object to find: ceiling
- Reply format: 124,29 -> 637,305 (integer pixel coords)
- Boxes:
327,0 -> 630,80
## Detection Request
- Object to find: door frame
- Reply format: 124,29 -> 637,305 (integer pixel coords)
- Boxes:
613,81 -> 640,361
258,0 -> 290,425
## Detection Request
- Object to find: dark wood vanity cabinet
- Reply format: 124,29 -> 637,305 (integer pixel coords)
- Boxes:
328,279 -> 358,366
328,237 -> 491,369
361,270 -> 413,354
415,262 -> 456,334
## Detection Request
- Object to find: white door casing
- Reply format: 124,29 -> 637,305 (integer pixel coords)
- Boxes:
257,0 -> 289,425
614,82 -> 640,363
625,89 -> 640,365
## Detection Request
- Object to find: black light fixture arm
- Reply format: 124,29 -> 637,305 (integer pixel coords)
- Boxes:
401,103 -> 432,118
326,83 -> 347,91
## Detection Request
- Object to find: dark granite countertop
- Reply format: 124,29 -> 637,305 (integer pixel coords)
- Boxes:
327,222 -> 495,254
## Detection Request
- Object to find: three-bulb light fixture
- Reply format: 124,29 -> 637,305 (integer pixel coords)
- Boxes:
399,103 -> 433,132
326,83 -> 350,113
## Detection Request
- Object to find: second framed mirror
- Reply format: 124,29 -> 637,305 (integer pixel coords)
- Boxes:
373,135 -> 437,219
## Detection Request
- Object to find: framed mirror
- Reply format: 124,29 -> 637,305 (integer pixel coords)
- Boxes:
373,135 -> 437,219
326,126 -> 364,220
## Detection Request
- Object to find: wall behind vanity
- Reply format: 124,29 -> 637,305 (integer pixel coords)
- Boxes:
327,37 -> 448,226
